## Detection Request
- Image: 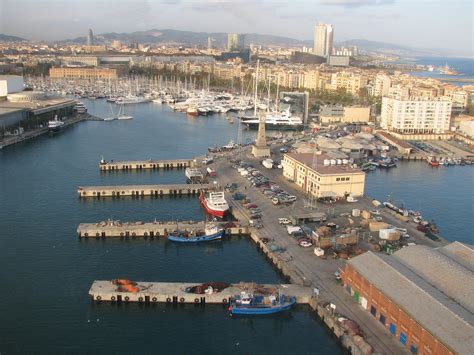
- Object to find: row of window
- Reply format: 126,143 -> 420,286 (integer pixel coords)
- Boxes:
336,177 -> 350,181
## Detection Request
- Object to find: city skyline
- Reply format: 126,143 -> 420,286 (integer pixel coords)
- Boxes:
0,0 -> 472,56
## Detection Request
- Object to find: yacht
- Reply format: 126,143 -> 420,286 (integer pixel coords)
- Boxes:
48,115 -> 65,132
242,108 -> 303,130
116,96 -> 149,104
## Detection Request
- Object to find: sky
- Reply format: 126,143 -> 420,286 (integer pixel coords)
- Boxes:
0,0 -> 473,56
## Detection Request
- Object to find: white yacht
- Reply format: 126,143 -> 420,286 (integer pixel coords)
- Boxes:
242,107 -> 303,130
116,96 -> 149,104
48,115 -> 65,131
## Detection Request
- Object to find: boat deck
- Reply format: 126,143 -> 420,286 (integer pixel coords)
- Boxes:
89,280 -> 313,304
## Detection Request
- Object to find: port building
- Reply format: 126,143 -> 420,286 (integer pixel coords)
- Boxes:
340,242 -> 474,355
49,67 -> 117,79
282,152 -> 365,198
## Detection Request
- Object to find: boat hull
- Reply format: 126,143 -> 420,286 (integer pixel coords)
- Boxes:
167,229 -> 224,243
199,194 -> 227,218
243,122 -> 302,131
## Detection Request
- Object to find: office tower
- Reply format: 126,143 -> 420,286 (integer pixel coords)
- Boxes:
313,23 -> 333,57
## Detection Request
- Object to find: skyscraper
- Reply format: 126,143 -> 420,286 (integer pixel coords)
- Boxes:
313,23 -> 333,58
86,28 -> 94,46
227,33 -> 245,51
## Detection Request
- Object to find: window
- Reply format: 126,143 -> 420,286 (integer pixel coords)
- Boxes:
336,178 -> 340,181
379,314 -> 386,325
370,305 -> 377,317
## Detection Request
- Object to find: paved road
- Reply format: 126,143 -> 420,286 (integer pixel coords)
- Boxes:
213,151 -> 407,354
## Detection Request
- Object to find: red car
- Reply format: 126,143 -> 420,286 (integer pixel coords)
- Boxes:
244,204 -> 258,209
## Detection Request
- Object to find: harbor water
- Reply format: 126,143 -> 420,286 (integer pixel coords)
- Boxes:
1,100 -> 472,353
0,102 -> 339,354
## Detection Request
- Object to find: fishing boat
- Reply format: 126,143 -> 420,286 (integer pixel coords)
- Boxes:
378,158 -> 397,168
167,224 -> 224,243
427,156 -> 440,167
228,291 -> 296,315
199,191 -> 229,218
187,107 -> 198,116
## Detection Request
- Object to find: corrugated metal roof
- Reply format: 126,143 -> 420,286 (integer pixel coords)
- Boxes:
348,251 -> 474,354
439,242 -> 474,272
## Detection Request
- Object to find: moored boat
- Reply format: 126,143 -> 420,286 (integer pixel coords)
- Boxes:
199,191 -> 229,218
427,156 -> 440,167
48,115 -> 65,132
167,224 -> 224,243
229,291 -> 296,315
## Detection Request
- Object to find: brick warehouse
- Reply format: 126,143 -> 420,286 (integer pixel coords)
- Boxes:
340,242 -> 473,355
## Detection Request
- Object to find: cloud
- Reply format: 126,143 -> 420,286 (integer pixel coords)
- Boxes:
320,0 -> 395,7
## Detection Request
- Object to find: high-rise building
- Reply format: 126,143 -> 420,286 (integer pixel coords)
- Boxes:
313,23 -> 333,58
86,28 -> 94,46
227,33 -> 245,51
381,96 -> 452,134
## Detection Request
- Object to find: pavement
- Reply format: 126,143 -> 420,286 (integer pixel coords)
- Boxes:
211,145 -> 408,354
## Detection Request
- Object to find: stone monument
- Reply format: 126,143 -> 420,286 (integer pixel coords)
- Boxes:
252,113 -> 271,158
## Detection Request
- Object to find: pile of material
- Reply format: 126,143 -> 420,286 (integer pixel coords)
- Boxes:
112,279 -> 140,293
185,282 -> 230,294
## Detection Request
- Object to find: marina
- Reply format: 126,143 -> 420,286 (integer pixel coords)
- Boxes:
77,183 -> 212,198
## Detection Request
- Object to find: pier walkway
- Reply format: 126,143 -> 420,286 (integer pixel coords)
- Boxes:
89,280 -> 312,305
77,183 -> 212,198
77,220 -> 250,238
99,158 -> 197,171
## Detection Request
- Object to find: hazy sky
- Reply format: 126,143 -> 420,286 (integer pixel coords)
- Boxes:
0,0 -> 473,55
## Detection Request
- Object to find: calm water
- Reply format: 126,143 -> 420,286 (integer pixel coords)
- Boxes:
366,161 -> 474,244
409,56 -> 474,86
0,102 -> 340,354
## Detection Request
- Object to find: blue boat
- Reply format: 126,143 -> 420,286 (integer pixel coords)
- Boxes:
167,224 -> 224,243
229,291 -> 296,315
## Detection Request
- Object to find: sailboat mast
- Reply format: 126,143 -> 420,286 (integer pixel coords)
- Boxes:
253,59 -> 259,117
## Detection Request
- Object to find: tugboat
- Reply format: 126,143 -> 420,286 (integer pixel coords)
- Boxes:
167,224 -> 224,243
199,191 -> 229,218
228,291 -> 296,315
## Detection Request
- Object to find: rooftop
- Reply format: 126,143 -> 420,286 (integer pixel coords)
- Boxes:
348,247 -> 474,354
286,152 -> 363,175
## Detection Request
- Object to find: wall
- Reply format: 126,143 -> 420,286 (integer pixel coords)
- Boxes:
341,264 -> 453,355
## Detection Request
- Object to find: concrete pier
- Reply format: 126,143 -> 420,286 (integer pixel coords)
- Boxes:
99,158 -> 197,171
89,280 -> 313,305
77,183 -> 212,198
77,219 -> 250,238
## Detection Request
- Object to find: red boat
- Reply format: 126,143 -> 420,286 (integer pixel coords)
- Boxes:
199,191 -> 229,218
427,157 -> 439,167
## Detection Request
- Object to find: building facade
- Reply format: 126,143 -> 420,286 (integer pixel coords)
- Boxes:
313,23 -> 334,58
282,153 -> 365,198
49,67 -> 117,79
329,72 -> 368,96
227,33 -> 245,51
340,243 -> 474,355
381,97 -> 452,134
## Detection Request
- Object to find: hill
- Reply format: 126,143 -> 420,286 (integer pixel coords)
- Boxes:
0,34 -> 27,42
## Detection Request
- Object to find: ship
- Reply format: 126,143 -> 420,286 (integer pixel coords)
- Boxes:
186,107 -> 198,116
199,191 -> 229,218
228,291 -> 296,315
167,224 -> 224,243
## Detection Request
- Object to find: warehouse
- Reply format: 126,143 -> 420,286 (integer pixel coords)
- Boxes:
340,243 -> 474,354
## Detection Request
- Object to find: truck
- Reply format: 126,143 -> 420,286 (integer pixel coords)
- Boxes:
206,167 -> 217,177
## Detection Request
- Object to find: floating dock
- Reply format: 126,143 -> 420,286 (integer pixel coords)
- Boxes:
77,183 -> 212,198
89,280 -> 313,305
77,220 -> 250,238
99,159 -> 197,171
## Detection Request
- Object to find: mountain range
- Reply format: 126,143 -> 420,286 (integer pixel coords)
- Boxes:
0,29 -> 443,57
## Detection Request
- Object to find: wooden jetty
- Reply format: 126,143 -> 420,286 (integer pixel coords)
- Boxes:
77,219 -> 250,238
99,158 -> 197,171
89,280 -> 313,305
77,183 -> 212,198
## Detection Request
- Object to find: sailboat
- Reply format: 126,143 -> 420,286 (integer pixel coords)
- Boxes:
117,103 -> 133,120
104,103 -> 116,121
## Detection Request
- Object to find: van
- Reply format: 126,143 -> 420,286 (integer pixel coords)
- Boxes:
287,226 -> 302,235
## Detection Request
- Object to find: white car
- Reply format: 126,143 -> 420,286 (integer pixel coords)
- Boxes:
370,210 -> 381,215
299,240 -> 313,248
278,218 -> 292,225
